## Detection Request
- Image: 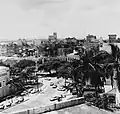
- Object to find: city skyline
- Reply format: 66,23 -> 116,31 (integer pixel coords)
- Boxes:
0,0 -> 120,40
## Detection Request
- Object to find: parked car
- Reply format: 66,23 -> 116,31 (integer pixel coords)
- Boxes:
50,94 -> 64,102
12,98 -> 19,104
50,82 -> 54,86
50,96 -> 59,101
0,104 -> 4,109
57,87 -> 66,91
27,88 -> 33,93
30,89 -> 38,94
18,97 -> 24,102
52,85 -> 57,88
72,88 -> 77,95
45,78 -> 51,81
5,101 -> 12,107
21,91 -> 28,96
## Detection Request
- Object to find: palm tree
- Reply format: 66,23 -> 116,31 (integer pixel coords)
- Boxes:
57,62 -> 72,86
92,44 -> 120,105
76,48 -> 108,96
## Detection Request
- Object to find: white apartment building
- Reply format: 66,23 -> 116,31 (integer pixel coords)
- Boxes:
0,66 -> 10,98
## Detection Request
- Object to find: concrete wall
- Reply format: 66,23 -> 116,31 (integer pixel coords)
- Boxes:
12,97 -> 85,114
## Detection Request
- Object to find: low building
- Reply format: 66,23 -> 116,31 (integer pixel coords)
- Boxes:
67,50 -> 80,61
99,43 -> 111,54
0,66 -> 10,98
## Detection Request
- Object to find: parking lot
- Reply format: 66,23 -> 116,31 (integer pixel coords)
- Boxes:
0,77 -> 73,114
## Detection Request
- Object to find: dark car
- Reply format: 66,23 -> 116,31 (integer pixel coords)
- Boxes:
72,89 -> 77,95
0,104 -> 4,109
52,85 -> 57,88
50,82 -> 54,86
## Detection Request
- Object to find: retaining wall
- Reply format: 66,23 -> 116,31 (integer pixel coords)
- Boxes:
12,97 -> 85,114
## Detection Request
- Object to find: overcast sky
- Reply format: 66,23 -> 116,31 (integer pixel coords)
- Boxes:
0,0 -> 120,40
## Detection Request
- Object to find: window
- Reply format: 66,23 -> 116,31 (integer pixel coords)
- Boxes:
0,82 -> 1,87
3,81 -> 5,86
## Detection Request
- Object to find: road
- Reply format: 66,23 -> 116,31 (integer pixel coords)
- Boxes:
0,77 -> 65,114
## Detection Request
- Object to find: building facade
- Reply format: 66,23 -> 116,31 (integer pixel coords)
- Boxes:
108,34 -> 117,43
0,43 -> 8,56
57,48 -> 65,56
86,34 -> 96,42
33,39 -> 42,46
48,32 -> 57,43
0,66 -> 10,98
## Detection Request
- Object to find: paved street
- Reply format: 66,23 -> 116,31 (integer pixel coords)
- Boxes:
0,77 -> 66,114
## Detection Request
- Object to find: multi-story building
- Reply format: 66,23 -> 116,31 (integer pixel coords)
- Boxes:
33,39 -> 42,46
17,39 -> 23,46
48,32 -> 57,43
6,42 -> 19,57
64,37 -> 78,45
117,38 -> 120,43
86,34 -> 96,42
108,34 -> 117,43
0,42 -> 20,57
0,66 -> 10,98
0,43 -> 8,56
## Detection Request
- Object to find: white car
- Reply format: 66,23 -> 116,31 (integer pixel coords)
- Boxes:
5,101 -> 11,107
31,89 -> 38,94
27,88 -> 33,93
21,91 -> 28,96
0,103 -> 4,109
57,87 -> 66,91
12,98 -> 19,104
50,96 -> 59,101
50,82 -> 54,86
18,97 -> 24,102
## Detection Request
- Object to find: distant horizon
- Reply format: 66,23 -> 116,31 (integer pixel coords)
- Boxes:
0,33 -> 119,42
0,34 -> 113,43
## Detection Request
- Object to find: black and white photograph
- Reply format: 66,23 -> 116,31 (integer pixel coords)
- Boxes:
0,0 -> 120,114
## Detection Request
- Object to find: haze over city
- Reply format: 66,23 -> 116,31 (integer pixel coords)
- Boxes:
0,0 -> 120,40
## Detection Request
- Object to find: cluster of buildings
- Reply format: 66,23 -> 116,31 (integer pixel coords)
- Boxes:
0,32 -> 119,58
